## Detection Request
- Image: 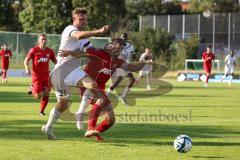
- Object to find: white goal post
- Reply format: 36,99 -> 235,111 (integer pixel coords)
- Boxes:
185,59 -> 220,73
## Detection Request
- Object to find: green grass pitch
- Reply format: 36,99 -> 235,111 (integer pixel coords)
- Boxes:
0,78 -> 240,160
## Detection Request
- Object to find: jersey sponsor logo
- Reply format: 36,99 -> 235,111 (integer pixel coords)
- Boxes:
38,57 -> 48,63
4,54 -> 10,57
98,68 -> 111,75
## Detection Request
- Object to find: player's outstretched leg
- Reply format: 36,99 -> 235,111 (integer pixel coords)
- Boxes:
40,96 -> 49,116
75,89 -> 94,130
41,99 -> 69,139
106,76 -> 123,96
120,73 -> 135,105
95,104 -> 116,141
229,74 -> 233,86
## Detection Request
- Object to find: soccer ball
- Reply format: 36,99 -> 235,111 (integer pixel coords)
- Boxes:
174,135 -> 192,153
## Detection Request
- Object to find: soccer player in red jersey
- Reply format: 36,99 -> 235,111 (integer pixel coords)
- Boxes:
0,44 -> 12,83
60,38 -> 145,140
24,34 -> 57,115
202,45 -> 215,87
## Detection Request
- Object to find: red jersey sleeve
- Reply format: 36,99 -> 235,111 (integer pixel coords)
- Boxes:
211,53 -> 215,60
115,58 -> 125,68
8,50 -> 12,57
202,52 -> 206,60
50,49 -> 57,63
87,48 -> 101,56
26,48 -> 34,60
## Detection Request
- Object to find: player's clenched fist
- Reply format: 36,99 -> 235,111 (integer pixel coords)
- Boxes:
99,25 -> 109,33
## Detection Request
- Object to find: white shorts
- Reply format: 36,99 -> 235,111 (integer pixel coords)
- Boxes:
139,64 -> 152,76
51,66 -> 86,102
113,68 -> 129,77
224,65 -> 234,75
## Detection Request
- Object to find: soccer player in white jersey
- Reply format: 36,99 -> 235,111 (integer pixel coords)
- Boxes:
106,33 -> 136,105
135,47 -> 153,90
221,50 -> 237,86
41,7 -> 109,139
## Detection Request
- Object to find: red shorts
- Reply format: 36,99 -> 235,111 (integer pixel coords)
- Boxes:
204,65 -> 212,74
32,78 -> 50,95
80,87 -> 111,105
1,61 -> 9,70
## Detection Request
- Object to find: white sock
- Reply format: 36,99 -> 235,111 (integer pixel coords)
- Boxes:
146,74 -> 150,87
121,86 -> 129,98
106,88 -> 112,96
221,75 -> 226,81
229,75 -> 233,86
76,90 -> 94,117
75,90 -> 93,129
45,107 -> 61,130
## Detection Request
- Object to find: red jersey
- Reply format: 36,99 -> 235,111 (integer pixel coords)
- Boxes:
84,48 -> 125,90
26,46 -> 56,79
202,52 -> 215,68
0,49 -> 12,63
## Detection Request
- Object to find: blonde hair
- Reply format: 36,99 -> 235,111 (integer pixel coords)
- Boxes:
72,7 -> 87,17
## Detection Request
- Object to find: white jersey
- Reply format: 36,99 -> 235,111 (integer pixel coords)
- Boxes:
51,25 -> 92,100
55,25 -> 92,67
225,55 -> 236,67
139,52 -> 153,63
139,52 -> 153,76
118,42 -> 135,63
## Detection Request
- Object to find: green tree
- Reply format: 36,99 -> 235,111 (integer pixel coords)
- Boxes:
190,0 -> 240,13
127,28 -> 173,60
72,0 -> 126,31
0,0 -> 22,31
19,0 -> 72,33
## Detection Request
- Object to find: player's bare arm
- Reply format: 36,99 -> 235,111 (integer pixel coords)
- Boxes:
24,56 -> 31,76
122,62 -> 145,72
71,25 -> 109,40
58,50 -> 86,58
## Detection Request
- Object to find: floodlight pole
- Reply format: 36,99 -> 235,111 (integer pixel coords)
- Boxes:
182,14 -> 185,39
16,32 -> 19,65
153,15 -> 156,31
198,14 -> 200,37
167,15 -> 170,33
228,12 -> 231,53
139,16 -> 142,31
212,13 -> 215,53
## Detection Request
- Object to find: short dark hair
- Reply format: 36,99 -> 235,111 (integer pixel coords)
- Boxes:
72,7 -> 87,17
207,45 -> 212,48
112,38 -> 125,46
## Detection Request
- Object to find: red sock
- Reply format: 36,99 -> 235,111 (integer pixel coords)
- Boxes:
2,71 -> 6,79
88,104 -> 101,130
206,75 -> 209,83
96,119 -> 113,133
40,96 -> 49,113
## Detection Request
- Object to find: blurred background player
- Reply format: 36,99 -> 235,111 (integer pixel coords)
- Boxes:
41,7 -> 109,139
0,44 -> 12,83
24,34 -> 57,116
202,45 -> 215,87
106,33 -> 136,104
135,47 -> 153,90
220,50 -> 237,86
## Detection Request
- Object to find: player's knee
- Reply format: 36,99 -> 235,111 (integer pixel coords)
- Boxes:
86,81 -> 98,90
108,113 -> 116,125
34,93 -> 43,99
56,99 -> 69,112
43,90 -> 50,97
95,94 -> 110,106
130,77 -> 136,83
